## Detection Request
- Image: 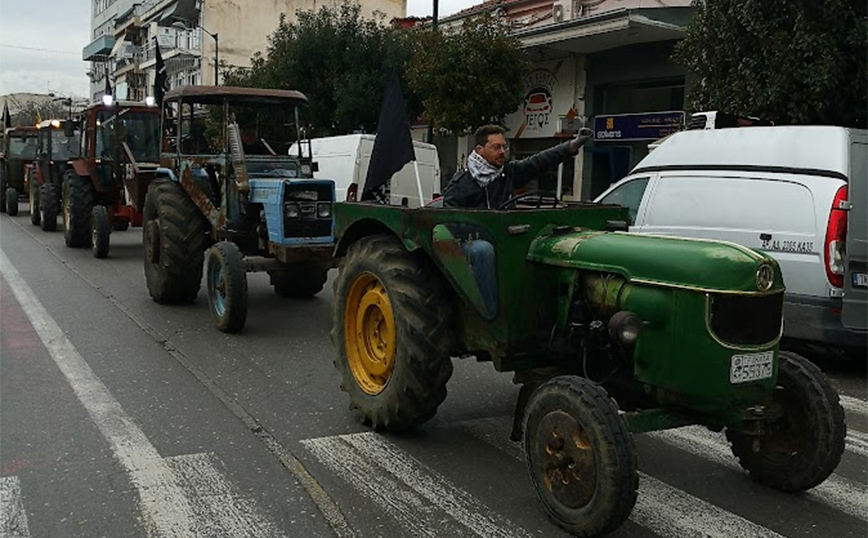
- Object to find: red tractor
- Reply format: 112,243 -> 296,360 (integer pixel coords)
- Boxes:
63,100 -> 161,257
0,125 -> 38,216
27,119 -> 80,230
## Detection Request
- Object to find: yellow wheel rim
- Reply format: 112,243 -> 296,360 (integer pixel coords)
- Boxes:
344,272 -> 396,395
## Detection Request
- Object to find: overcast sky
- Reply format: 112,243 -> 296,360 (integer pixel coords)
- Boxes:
0,0 -> 475,99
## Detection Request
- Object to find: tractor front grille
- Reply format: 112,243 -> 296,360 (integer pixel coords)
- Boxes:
708,292 -> 783,346
283,182 -> 333,239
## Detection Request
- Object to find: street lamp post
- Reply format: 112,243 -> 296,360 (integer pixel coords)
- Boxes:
172,21 -> 219,86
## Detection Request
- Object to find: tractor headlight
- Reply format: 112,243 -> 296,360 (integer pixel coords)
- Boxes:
317,202 -> 332,218
285,202 -> 301,218
301,164 -> 312,177
608,311 -> 643,347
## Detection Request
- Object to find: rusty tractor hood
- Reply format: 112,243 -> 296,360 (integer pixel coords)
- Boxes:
527,229 -> 784,294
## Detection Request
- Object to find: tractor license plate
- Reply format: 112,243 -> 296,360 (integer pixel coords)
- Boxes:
730,351 -> 774,384
853,272 -> 868,288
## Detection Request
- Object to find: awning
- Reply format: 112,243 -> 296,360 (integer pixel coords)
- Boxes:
516,8 -> 689,55
157,0 -> 198,26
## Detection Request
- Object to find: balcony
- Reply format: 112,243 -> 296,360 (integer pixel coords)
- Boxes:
82,34 -> 116,61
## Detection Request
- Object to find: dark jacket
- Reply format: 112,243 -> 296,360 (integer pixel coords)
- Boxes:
443,141 -> 573,209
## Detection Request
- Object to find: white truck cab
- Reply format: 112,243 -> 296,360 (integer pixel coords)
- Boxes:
595,125 -> 867,354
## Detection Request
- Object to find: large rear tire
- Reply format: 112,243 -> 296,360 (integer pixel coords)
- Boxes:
523,376 -> 638,538
39,183 -> 58,231
63,172 -> 92,247
331,234 -> 454,431
725,351 -> 846,492
5,187 -> 18,216
142,179 -> 210,304
91,205 -> 110,258
270,263 -> 329,298
28,174 -> 40,225
205,242 -> 248,333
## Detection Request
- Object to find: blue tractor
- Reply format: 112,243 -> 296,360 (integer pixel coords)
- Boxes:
143,86 -> 335,332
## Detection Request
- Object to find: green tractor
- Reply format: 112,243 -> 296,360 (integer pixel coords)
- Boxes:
329,198 -> 846,537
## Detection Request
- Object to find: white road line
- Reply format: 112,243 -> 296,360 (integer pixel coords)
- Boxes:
633,473 -> 786,538
302,434 -> 534,538
650,426 -> 868,522
840,395 -> 868,419
166,453 -> 287,538
0,251 -> 197,537
0,476 -> 32,538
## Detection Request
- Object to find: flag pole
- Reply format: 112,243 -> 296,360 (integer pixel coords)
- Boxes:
412,160 -> 425,206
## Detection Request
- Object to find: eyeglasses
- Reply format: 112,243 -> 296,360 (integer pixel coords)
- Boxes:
485,143 -> 509,152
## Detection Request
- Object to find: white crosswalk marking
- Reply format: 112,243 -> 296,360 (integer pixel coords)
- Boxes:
166,453 -> 287,538
845,429 -> 868,458
648,426 -> 868,522
0,477 -> 31,538
839,395 -> 868,418
0,251 -> 286,538
302,433 -> 534,538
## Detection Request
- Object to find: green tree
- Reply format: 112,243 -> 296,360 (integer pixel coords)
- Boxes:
674,0 -> 867,128
406,14 -> 531,134
223,3 -> 412,136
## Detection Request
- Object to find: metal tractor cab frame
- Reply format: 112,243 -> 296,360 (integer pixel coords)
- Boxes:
143,86 -> 335,332
0,125 -> 38,215
27,119 -> 81,231
62,100 -> 162,258
330,200 -> 846,537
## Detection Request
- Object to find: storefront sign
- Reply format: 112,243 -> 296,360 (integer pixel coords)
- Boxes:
504,61 -> 576,139
594,111 -> 685,141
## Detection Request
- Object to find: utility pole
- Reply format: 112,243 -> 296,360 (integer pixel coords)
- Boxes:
426,0 -> 439,144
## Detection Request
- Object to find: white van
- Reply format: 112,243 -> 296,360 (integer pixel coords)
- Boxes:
595,125 -> 867,354
293,134 -> 440,208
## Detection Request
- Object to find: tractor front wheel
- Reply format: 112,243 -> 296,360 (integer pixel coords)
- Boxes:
28,175 -> 40,225
63,172 -> 92,247
205,242 -> 248,333
726,351 -> 845,492
91,205 -> 110,258
331,234 -> 454,431
142,179 -> 209,304
270,263 -> 330,298
523,376 -> 638,538
5,187 -> 18,216
39,183 -> 58,231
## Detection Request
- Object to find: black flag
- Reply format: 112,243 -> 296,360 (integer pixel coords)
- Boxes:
362,72 -> 416,201
154,42 -> 168,106
1,101 -> 11,129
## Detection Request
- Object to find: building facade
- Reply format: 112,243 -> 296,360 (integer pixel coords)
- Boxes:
434,0 -> 692,200
82,0 -> 406,104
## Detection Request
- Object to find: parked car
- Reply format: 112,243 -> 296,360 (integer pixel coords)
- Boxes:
594,125 -> 866,356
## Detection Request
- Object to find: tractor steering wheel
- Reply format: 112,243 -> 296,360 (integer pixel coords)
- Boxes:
497,190 -> 560,210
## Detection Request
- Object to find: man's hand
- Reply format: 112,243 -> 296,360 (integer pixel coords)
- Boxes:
569,127 -> 593,154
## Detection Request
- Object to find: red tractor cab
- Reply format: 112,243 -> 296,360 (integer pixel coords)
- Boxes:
63,99 -> 161,258
28,119 -> 80,230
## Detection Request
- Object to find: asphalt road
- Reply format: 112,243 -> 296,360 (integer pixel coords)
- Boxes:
1,205 -> 866,538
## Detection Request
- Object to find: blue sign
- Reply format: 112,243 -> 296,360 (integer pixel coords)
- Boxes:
594,111 -> 685,142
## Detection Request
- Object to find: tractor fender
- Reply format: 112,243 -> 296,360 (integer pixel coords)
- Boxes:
70,159 -> 90,178
334,218 -> 405,258
155,167 -> 178,182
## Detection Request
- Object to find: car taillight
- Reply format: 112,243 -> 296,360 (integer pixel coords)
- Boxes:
824,185 -> 848,288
